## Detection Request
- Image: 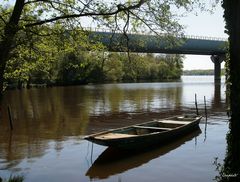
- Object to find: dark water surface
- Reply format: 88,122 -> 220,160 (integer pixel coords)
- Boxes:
0,76 -> 228,182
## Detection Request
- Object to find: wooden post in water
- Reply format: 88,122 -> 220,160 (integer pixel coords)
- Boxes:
195,94 -> 199,116
204,96 -> 208,142
7,105 -> 13,130
204,96 -> 208,121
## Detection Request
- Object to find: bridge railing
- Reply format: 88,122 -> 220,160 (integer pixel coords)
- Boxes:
83,27 -> 227,41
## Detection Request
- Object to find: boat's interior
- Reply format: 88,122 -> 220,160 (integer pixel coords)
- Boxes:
114,120 -> 187,135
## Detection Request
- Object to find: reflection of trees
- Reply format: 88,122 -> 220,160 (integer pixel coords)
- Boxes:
0,87 -> 92,169
1,87 -> 91,138
106,86 -> 124,113
99,83 -> 183,113
0,83 -> 183,169
0,131 -> 48,169
83,84 -> 183,118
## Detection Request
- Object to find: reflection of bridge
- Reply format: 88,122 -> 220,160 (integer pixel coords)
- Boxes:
89,31 -> 227,83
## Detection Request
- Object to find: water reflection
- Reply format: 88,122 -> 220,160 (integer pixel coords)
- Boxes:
86,128 -> 201,179
211,83 -> 225,112
0,76 -> 227,181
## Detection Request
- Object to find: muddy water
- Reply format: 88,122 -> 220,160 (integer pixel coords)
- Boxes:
0,76 -> 228,182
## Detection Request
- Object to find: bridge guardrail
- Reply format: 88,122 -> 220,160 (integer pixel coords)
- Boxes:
83,27 -> 227,41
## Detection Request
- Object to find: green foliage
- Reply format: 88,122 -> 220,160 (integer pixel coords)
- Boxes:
0,175 -> 24,182
105,53 -> 183,82
3,23 -> 105,87
104,53 -> 124,81
56,51 -> 93,84
5,50 -> 184,87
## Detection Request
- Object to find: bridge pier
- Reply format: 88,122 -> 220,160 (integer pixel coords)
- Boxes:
211,55 -> 225,84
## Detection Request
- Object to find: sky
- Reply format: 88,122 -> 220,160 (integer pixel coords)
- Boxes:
179,2 -> 228,70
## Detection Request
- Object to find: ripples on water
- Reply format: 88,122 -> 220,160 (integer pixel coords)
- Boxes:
0,76 -> 228,182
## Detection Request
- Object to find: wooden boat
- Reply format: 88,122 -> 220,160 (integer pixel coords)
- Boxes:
84,114 -> 202,150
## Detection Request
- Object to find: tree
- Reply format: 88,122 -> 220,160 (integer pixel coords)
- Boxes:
104,53 -> 124,81
0,0 -> 208,95
221,1 -> 240,180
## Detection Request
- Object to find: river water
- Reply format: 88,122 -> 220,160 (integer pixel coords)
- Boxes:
0,76 -> 228,182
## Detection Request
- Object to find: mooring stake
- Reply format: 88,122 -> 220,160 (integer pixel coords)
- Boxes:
204,96 -> 208,121
204,96 -> 208,142
195,94 -> 199,116
7,105 -> 13,130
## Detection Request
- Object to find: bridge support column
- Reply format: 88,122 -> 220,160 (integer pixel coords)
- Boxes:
211,55 -> 225,84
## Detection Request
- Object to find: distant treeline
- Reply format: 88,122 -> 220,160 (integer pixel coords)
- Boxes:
183,69 -> 225,76
5,52 -> 184,89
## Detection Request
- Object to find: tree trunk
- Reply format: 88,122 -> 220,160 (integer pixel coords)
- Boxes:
226,0 -> 240,145
0,38 -> 15,94
222,1 -> 240,180
0,0 -> 25,95
0,48 -> 7,94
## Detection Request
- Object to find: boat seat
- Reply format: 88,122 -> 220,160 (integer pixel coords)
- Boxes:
158,120 -> 191,125
95,133 -> 136,139
133,126 -> 172,131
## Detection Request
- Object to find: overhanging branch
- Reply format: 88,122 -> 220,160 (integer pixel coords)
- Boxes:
25,0 -> 148,27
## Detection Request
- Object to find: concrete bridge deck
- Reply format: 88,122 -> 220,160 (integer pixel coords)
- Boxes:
89,31 -> 227,55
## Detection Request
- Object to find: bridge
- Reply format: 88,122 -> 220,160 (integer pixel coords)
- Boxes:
88,30 -> 227,83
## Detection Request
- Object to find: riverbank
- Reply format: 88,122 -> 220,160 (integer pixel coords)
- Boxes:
4,78 -> 182,91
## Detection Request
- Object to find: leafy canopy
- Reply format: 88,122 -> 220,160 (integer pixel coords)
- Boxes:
0,0 -> 215,36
